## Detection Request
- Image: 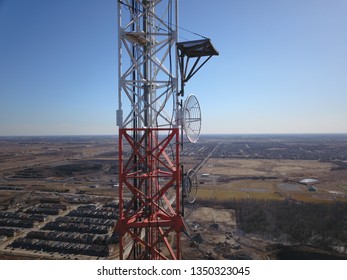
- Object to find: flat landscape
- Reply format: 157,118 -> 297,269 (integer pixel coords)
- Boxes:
197,158 -> 346,202
0,134 -> 346,259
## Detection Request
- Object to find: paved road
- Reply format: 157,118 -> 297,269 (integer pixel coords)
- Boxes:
193,143 -> 221,173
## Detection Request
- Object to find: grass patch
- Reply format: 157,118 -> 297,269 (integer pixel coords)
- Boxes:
339,185 -> 347,191
290,193 -> 335,203
214,190 -> 249,200
197,189 -> 282,201
248,192 -> 283,200
196,189 -> 214,200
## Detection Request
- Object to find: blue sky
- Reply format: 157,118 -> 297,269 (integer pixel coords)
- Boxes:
1,0 -> 346,136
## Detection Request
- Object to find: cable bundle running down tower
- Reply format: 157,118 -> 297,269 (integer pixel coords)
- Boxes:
115,0 -> 218,260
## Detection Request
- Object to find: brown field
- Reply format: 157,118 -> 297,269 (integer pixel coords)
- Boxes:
195,158 -> 347,203
199,158 -> 334,177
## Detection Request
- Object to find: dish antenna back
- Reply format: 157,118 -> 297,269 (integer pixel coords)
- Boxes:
183,94 -> 202,143
183,169 -> 198,203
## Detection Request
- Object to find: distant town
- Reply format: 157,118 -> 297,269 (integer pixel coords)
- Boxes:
185,134 -> 347,161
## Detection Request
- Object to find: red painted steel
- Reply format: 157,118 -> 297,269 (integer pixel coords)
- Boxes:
115,128 -> 184,259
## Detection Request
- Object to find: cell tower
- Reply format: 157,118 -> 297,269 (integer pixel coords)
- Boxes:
115,0 -> 218,260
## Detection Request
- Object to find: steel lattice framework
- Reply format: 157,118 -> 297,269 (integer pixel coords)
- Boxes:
116,0 -> 179,130
115,0 -> 183,260
115,0 -> 218,260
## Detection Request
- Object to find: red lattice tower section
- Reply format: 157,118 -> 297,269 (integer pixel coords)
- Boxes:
115,127 -> 184,259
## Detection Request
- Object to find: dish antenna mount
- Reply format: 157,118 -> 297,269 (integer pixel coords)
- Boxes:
177,39 -> 218,142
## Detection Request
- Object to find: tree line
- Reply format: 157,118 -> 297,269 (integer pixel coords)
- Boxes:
198,199 -> 347,248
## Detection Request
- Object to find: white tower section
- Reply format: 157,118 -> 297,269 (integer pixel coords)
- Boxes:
117,0 -> 178,129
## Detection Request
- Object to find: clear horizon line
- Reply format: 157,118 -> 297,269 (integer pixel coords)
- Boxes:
1,132 -> 347,138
